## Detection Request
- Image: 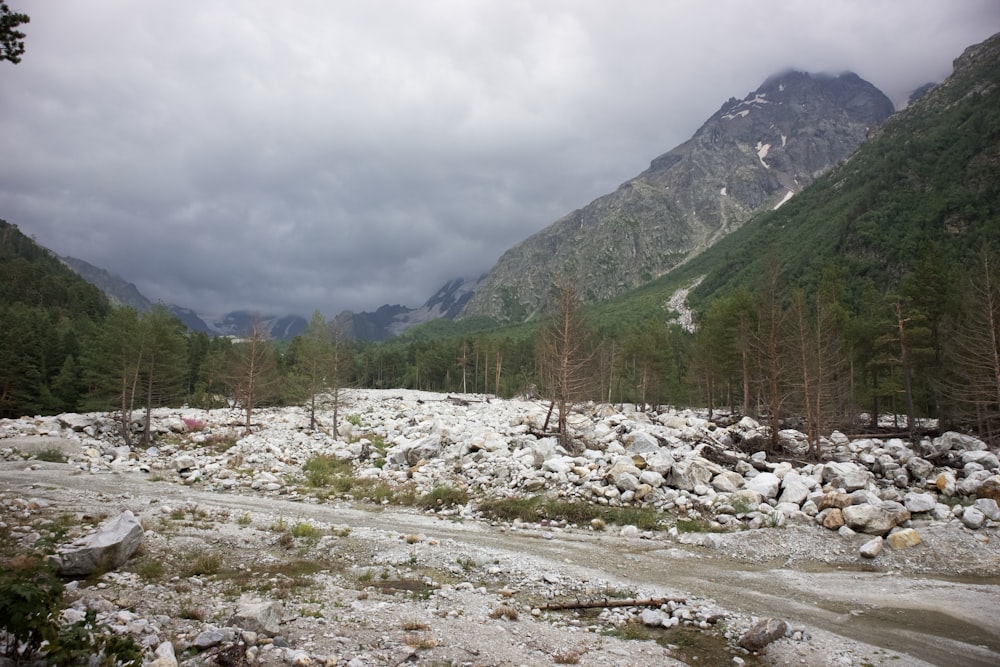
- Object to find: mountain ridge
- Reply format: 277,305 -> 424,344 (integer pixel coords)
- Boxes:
460,69 -> 895,322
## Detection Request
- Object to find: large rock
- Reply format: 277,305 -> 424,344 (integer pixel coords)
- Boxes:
57,413 -> 97,432
973,498 -> 1000,521
232,597 -> 283,636
818,491 -> 852,510
739,617 -> 788,651
777,472 -> 811,506
976,475 -> 1000,501
745,472 -> 781,500
921,431 -> 987,458
821,461 -> 872,492
887,528 -> 921,549
859,536 -> 883,559
406,434 -> 442,466
711,470 -> 745,493
640,450 -> 675,475
623,431 -> 660,453
668,456 -> 721,491
821,508 -> 845,530
56,510 -> 144,577
961,506 -> 986,530
906,457 -> 935,481
903,492 -> 937,514
606,457 -> 643,488
961,450 -> 1000,470
958,470 -> 995,497
842,504 -> 908,535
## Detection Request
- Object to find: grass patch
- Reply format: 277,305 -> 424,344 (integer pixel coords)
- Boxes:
418,485 -> 469,510
203,431 -> 239,453
675,517 -> 715,533
221,559 -> 325,598
303,454 -> 353,488
181,550 -> 223,577
478,495 -> 663,530
131,556 -> 166,581
34,447 -> 67,463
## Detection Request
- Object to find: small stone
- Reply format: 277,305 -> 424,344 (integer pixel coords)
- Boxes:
961,506 -> 986,530
886,528 -> 921,549
641,609 -> 663,626
739,618 -> 788,651
903,492 -> 937,513
193,629 -> 226,649
860,536 -> 883,559
822,508 -> 845,530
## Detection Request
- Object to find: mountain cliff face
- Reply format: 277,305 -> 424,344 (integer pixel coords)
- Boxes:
461,71 -> 894,321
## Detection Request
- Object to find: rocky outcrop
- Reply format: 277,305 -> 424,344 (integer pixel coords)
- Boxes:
463,71 -> 893,321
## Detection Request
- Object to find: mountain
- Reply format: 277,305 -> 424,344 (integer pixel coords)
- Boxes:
592,31 -> 1000,327
208,311 -> 308,341
461,70 -> 894,322
59,255 -> 155,313
167,306 -> 213,334
333,275 -> 486,341
57,255 -> 308,340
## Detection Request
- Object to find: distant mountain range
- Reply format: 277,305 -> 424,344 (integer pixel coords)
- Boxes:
58,252 -> 483,341
331,275 -> 485,341
60,65 -> 941,339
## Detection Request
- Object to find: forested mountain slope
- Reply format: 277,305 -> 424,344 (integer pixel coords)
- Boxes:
672,30 -> 1000,308
0,220 -> 110,416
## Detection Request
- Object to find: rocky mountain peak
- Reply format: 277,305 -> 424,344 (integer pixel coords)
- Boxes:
461,71 -> 893,322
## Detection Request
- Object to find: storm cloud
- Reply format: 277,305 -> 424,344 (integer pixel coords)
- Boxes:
1,1 -> 997,318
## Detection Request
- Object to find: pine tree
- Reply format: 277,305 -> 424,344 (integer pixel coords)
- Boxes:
137,306 -> 188,446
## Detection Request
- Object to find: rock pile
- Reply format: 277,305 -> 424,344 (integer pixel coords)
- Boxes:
2,388 -> 997,665
3,389 -> 999,562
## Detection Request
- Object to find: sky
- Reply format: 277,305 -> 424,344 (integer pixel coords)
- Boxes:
2,1 -> 998,320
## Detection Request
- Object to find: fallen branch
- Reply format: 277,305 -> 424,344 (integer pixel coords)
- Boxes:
537,596 -> 685,611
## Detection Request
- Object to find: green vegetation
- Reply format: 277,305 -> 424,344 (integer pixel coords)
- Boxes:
418,485 -> 469,509
477,495 -> 663,531
0,556 -> 143,666
302,454 -> 353,487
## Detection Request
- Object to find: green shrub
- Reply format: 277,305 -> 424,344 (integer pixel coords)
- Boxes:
290,522 -> 322,540
0,557 -> 143,666
675,517 -> 713,533
302,454 -> 353,487
34,447 -> 67,463
0,556 -> 63,658
477,495 -> 663,531
418,485 -> 469,510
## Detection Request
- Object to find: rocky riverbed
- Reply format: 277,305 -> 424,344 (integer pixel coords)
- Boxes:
1,389 -> 999,666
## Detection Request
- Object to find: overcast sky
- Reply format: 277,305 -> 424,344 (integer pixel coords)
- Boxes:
2,1 -> 998,319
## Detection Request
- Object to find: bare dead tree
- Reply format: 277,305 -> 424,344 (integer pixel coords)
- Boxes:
538,278 -> 594,449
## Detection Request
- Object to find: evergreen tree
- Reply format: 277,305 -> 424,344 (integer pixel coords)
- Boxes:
943,246 -> 1000,442
81,308 -> 143,446
292,311 -> 333,430
231,319 -> 279,434
137,306 -> 188,446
